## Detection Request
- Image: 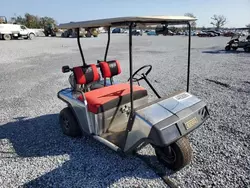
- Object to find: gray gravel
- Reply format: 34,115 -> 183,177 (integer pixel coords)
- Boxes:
0,34 -> 250,188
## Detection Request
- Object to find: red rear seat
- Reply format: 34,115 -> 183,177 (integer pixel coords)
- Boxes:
73,64 -> 100,85
78,83 -> 147,114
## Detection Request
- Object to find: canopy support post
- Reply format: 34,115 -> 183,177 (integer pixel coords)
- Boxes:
76,28 -> 86,66
128,22 -> 134,126
104,26 -> 111,61
122,22 -> 135,151
187,22 -> 191,92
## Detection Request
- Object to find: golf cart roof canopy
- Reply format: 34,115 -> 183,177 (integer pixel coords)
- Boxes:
58,16 -> 197,29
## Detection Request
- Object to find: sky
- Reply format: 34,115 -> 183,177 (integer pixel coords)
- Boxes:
1,0 -> 250,28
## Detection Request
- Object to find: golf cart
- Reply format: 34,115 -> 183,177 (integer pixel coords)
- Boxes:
225,34 -> 250,52
57,16 -> 210,171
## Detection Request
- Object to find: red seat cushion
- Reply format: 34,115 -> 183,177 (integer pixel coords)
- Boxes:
99,60 -> 121,78
78,83 -> 147,113
73,64 -> 100,85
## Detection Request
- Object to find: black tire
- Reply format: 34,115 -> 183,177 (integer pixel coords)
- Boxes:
232,47 -> 237,51
59,107 -> 82,137
85,32 -> 92,38
29,33 -> 35,40
154,136 -> 193,171
3,34 -> 11,40
244,47 -> 250,52
225,45 -> 231,51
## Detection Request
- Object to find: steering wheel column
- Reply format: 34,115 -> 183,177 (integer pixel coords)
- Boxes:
128,65 -> 161,99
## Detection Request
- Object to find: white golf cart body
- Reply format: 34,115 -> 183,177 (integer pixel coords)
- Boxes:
57,16 -> 210,171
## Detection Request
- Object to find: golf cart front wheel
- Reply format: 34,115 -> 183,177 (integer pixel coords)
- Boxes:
59,107 -> 82,137
154,136 -> 193,171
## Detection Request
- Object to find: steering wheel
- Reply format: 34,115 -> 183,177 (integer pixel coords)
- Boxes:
128,65 -> 152,83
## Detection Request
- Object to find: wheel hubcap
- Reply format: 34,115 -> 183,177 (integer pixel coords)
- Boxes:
63,117 -> 70,129
159,147 -> 177,164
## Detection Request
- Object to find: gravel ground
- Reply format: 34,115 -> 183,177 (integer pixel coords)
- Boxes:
0,34 -> 249,188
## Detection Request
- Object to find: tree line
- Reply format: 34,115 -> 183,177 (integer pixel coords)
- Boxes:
0,13 -> 249,32
0,13 -> 57,28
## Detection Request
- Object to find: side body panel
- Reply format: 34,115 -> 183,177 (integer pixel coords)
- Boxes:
58,88 -> 93,134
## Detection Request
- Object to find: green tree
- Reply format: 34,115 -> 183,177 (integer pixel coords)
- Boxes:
210,15 -> 227,30
40,16 -> 57,27
10,13 -> 57,28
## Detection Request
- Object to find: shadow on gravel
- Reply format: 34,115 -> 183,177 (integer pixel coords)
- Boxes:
205,79 -> 230,88
202,50 -> 248,54
0,114 -> 173,187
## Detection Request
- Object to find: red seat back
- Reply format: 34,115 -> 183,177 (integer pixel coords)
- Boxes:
73,64 -> 100,85
99,60 -> 121,78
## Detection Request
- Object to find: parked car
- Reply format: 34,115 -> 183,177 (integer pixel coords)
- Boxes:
112,28 -> 124,33
204,30 -> 221,36
131,29 -> 142,36
176,31 -> 184,35
147,30 -> 157,36
185,31 -> 197,36
197,31 -> 215,37
155,25 -> 174,36
223,31 -> 235,37
0,23 -> 36,40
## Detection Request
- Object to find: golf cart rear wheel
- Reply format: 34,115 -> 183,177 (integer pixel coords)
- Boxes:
59,107 -> 82,137
155,136 -> 192,171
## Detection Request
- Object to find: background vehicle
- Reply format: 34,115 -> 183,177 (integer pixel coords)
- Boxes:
0,24 -> 36,40
61,28 -> 99,38
131,29 -> 142,36
184,31 -> 197,36
112,28 -> 124,33
225,34 -> 250,52
43,23 -> 57,37
147,30 -> 157,36
197,31 -> 215,37
204,30 -> 221,36
155,25 -> 174,35
223,31 -> 235,37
